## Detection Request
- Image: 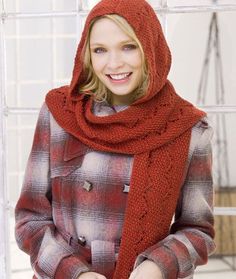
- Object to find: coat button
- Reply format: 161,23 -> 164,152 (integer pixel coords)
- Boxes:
123,184 -> 130,193
83,180 -> 93,192
78,236 -> 86,246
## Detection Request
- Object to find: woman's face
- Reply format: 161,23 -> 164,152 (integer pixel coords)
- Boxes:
89,18 -> 143,105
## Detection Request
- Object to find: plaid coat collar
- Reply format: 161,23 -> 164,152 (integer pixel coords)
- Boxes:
64,135 -> 89,161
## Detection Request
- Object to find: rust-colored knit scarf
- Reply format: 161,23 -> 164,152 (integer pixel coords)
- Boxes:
46,1 -> 205,278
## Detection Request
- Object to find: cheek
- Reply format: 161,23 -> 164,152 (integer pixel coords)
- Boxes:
125,52 -> 142,69
91,55 -> 105,74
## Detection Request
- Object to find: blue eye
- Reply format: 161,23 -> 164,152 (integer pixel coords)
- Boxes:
93,47 -> 106,54
123,44 -> 137,51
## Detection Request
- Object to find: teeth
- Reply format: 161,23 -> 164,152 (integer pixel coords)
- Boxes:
109,73 -> 130,80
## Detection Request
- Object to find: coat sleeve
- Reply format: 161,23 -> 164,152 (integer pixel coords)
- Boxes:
134,119 -> 216,279
15,103 -> 91,279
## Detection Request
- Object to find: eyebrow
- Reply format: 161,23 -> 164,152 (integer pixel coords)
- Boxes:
90,40 -> 136,47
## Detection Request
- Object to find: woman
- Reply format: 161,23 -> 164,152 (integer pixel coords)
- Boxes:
15,0 -> 215,279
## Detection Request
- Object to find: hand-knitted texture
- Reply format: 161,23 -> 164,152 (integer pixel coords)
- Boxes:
45,0 -> 206,278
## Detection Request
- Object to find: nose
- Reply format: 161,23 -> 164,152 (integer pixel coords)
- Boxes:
107,51 -> 124,70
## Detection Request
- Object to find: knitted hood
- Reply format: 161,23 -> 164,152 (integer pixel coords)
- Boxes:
68,0 -> 171,105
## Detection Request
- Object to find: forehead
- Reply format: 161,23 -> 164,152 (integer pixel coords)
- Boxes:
89,17 -> 132,44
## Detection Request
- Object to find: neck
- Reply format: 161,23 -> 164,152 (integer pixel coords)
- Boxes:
110,93 -> 135,106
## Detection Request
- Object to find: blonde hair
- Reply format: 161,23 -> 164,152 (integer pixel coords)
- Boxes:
79,14 -> 149,104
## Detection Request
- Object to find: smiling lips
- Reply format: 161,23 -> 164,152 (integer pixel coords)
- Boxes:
106,72 -> 132,83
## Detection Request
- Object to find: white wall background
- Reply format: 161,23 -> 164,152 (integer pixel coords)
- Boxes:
1,0 -> 236,278
167,11 -> 236,187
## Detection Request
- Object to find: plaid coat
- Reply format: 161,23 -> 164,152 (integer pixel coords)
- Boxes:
15,101 -> 215,279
